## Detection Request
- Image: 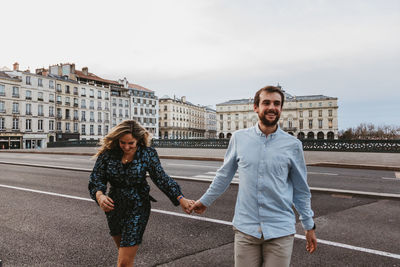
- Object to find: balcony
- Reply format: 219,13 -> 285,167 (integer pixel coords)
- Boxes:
38,113 -> 44,116
25,96 -> 32,100
65,116 -> 71,120
89,106 -> 94,110
97,107 -> 102,110
97,96 -> 102,99
38,97 -> 44,101
26,112 -> 32,115
56,115 -> 62,119
49,99 -> 54,103
98,119 -> 102,123
73,117 -> 79,121
81,118 -> 86,121
56,101 -> 62,104
65,102 -> 71,106
12,94 -> 20,98
49,113 -> 55,117
90,118 -> 95,122
74,103 -> 78,107
74,91 -> 78,95
12,111 -> 20,114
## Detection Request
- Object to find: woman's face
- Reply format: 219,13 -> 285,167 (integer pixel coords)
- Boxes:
119,133 -> 138,154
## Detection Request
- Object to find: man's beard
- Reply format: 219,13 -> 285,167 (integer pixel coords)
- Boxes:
259,110 -> 280,127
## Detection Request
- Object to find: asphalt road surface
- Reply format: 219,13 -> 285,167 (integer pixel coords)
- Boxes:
1,163 -> 400,266
0,153 -> 399,194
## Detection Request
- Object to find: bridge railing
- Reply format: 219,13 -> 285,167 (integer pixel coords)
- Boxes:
47,139 -> 400,152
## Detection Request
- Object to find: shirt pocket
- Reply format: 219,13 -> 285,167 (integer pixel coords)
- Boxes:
265,155 -> 290,182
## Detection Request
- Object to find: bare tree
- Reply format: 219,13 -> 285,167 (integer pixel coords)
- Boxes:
339,123 -> 400,140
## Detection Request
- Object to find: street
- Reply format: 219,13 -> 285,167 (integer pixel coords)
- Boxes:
1,159 -> 400,266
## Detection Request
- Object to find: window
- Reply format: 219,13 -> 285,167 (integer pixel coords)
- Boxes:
309,103 -> 312,107
12,86 -> 19,97
90,125 -> 94,135
318,110 -> 322,117
57,108 -> 62,119
49,120 -> 54,131
105,102 -> 109,110
299,120 -> 303,129
98,125 -> 102,135
329,102 -> 332,107
74,110 -> 78,120
105,92 -> 109,100
65,97 -> 70,105
134,107 -> 137,115
26,104 -> 32,115
81,88 -> 86,96
38,78 -> 43,87
57,95 -> 62,104
97,101 -> 102,109
81,99 -> 86,108
12,102 -> 19,114
89,89 -> 94,98
65,85 -> 70,94
318,119 -> 323,129
125,110 -> 128,117
56,84 -> 61,92
318,102 -> 322,107
119,99 -> 122,107
0,101 -> 4,113
66,122 -> 70,132
90,111 -> 94,122
13,118 -> 19,130
308,119 -> 313,129
73,87 -> 78,95
74,122 -> 78,132
57,122 -> 62,131
0,118 -> 5,130
49,94 -> 54,102
0,84 -> 4,96
38,92 -> 43,101
26,90 -> 32,100
105,125 -> 109,135
38,120 -> 43,131
26,119 -> 32,130
119,109 -> 123,117
98,112 -> 102,122
65,109 -> 70,119
299,111 -> 303,118
90,100 -> 94,109
81,124 -> 86,135
49,106 -> 54,117
112,99 -> 116,106
328,110 -> 333,117
164,105 -> 167,111
26,76 -> 31,85
49,80 -> 54,89
98,91 -> 102,99
308,110 -> 312,117
125,100 -> 129,107
329,119 -> 333,129
81,111 -> 86,121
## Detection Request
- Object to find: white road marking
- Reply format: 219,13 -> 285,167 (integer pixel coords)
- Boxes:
1,183 -> 400,259
308,172 -> 338,176
381,177 -> 399,181
166,163 -> 219,168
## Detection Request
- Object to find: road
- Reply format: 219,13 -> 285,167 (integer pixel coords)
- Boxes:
0,158 -> 399,266
0,153 -> 399,194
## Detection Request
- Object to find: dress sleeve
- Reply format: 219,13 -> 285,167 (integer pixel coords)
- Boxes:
147,147 -> 182,206
88,151 -> 109,204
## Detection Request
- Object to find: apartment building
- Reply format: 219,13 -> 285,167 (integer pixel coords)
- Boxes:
205,106 -> 217,139
159,96 -> 206,139
0,63 -> 57,149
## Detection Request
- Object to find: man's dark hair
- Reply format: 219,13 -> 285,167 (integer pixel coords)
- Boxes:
254,85 -> 285,107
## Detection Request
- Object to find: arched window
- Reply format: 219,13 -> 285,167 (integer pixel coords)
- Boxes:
327,131 -> 334,140
317,132 -> 324,139
219,133 -> 225,139
297,132 -> 305,139
227,133 -> 232,139
307,132 -> 314,139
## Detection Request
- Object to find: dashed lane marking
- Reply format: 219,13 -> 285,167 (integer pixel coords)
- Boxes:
1,183 -> 400,260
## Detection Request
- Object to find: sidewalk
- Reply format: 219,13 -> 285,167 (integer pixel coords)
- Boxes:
1,147 -> 399,171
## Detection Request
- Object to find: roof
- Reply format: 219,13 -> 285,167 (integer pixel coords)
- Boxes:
75,70 -> 120,85
128,83 -> 153,92
217,99 -> 253,105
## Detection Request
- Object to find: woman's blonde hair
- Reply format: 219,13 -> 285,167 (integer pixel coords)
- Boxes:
95,120 -> 152,157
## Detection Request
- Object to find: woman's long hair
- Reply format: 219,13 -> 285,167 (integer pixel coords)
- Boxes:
94,120 -> 152,157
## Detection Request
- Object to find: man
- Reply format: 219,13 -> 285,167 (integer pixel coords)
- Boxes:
190,85 -> 317,267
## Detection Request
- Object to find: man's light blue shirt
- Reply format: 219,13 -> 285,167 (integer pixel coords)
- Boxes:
200,125 -> 315,240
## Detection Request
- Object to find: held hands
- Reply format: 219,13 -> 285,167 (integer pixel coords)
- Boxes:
305,229 -> 317,253
178,196 -> 195,214
96,191 -> 114,212
178,197 -> 207,215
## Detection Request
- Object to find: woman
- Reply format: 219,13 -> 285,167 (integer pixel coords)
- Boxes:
89,120 -> 193,266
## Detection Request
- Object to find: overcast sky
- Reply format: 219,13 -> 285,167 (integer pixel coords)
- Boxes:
2,0 -> 399,129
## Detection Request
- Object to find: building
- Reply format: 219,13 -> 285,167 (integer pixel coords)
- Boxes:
205,106 -> 217,139
1,62 -> 160,149
1,63 -> 56,149
159,96 -> 206,139
216,88 -> 339,139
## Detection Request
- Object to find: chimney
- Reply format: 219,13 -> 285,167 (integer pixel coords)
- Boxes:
181,96 -> 186,103
82,67 -> 88,75
13,62 -> 19,71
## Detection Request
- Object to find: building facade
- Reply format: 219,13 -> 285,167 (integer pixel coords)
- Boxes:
0,62 -> 160,149
205,106 -> 217,139
159,96 -> 206,139
217,90 -> 339,139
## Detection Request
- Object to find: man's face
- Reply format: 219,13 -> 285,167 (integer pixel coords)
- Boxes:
254,91 -> 282,127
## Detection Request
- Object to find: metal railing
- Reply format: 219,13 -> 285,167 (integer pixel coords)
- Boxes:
46,139 -> 400,152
